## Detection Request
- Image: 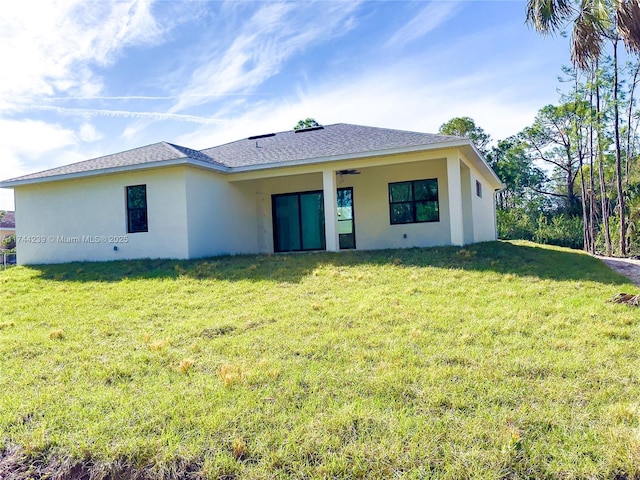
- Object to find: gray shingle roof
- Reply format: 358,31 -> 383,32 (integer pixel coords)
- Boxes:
3,142 -> 218,183
0,124 -> 471,186
202,123 -> 463,168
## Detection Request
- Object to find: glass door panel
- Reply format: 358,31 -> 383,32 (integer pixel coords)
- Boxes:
300,192 -> 325,250
337,187 -> 356,249
273,194 -> 301,252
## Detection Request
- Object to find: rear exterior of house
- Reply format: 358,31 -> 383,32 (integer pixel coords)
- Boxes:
0,124 -> 503,265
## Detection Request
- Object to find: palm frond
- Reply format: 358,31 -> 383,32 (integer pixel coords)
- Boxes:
571,2 -> 609,69
617,0 -> 640,53
572,20 -> 606,68
589,0 -> 614,30
526,0 -> 575,34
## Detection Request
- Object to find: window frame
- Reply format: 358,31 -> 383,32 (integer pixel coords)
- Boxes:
476,180 -> 482,198
126,184 -> 148,233
388,178 -> 439,225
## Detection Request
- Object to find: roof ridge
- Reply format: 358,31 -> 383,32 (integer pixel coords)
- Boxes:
166,142 -> 224,166
87,141 -> 180,162
200,123 -> 466,151
334,122 -> 465,140
24,142 -> 184,181
160,141 -> 192,159
0,142 -> 193,185
200,123 -> 344,151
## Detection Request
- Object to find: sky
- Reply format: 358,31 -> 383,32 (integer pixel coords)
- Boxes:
0,0 -> 574,211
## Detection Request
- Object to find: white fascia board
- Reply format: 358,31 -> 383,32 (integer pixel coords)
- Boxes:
0,158 -> 229,188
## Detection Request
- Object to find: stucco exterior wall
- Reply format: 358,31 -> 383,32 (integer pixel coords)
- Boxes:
14,167 -> 189,264
343,158 -> 451,250
236,172 -> 324,254
236,159 -> 452,251
184,168 -> 258,257
464,156 -> 498,242
460,162 -> 475,245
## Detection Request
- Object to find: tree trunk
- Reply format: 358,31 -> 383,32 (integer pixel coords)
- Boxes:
588,67 -> 596,253
597,61 -> 612,256
579,161 -> 590,251
567,170 -> 576,213
563,134 -> 577,214
625,62 -> 640,185
575,70 -> 590,253
613,40 -> 627,256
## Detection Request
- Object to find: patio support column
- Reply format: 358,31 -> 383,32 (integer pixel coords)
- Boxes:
447,155 -> 464,246
322,169 -> 340,252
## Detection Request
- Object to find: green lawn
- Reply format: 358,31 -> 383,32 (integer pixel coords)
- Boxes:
1,241 -> 639,479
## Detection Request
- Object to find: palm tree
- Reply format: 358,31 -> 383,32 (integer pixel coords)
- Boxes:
526,0 -> 640,69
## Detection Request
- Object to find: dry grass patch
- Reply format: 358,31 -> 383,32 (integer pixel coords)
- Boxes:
48,329 -> 64,340
178,358 -> 195,374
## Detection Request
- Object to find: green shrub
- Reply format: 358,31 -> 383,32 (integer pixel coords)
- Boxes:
534,215 -> 583,249
497,208 -> 536,241
1,234 -> 15,252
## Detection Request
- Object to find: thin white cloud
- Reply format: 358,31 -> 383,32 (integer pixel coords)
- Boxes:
175,52 -> 560,151
48,94 -> 273,101
170,1 -> 362,113
0,0 -> 170,111
385,1 -> 463,48
30,106 -> 227,125
0,119 -> 79,209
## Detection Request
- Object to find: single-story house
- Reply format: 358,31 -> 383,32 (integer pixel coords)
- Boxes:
0,123 -> 503,265
0,210 -> 15,242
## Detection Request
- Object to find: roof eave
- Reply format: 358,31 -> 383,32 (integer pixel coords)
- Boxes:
0,157 -> 229,188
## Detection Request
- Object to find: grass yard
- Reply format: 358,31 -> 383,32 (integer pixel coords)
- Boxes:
0,240 -> 639,479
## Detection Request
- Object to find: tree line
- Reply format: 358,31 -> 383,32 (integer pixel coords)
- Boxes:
441,0 -> 640,257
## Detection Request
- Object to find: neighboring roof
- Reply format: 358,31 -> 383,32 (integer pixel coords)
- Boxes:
0,211 -> 15,229
0,123 -> 502,189
201,123 -> 462,168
